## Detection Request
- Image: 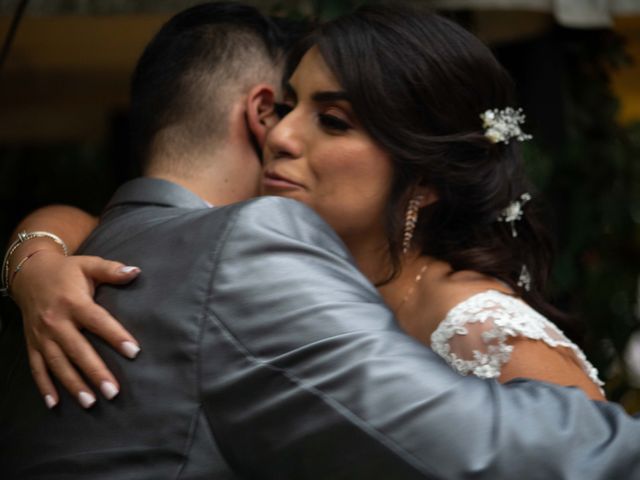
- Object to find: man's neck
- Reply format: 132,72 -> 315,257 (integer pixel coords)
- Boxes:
144,101 -> 263,206
145,150 -> 260,207
145,173 -> 217,206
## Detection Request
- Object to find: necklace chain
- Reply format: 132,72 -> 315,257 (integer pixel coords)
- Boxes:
398,262 -> 429,309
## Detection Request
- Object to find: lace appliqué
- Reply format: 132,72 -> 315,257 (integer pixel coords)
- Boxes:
430,290 -> 604,388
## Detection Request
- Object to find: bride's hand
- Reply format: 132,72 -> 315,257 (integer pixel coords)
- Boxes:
10,251 -> 141,409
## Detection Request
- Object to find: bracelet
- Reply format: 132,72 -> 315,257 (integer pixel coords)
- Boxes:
7,249 -> 46,295
1,231 -> 69,297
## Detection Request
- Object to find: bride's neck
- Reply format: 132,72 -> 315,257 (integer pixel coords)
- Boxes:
342,234 -> 392,287
343,235 -> 423,309
377,251 -> 429,311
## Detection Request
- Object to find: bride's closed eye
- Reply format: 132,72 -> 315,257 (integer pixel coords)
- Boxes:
318,109 -> 352,132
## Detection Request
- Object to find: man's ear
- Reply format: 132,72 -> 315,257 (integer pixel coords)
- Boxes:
245,83 -> 277,148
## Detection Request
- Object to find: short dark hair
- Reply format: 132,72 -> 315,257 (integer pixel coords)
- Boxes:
287,4 -> 563,323
130,2 -> 299,173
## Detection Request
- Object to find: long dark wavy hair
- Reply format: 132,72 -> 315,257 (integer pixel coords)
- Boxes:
286,4 -> 566,324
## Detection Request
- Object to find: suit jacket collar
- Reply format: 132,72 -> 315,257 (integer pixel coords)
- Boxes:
104,177 -> 210,215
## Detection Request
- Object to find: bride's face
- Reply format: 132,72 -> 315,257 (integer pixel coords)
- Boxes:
262,47 -> 394,240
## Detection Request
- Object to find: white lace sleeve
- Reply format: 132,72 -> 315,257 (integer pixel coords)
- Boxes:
430,290 -> 603,387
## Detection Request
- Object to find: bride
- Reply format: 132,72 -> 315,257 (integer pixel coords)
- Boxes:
4,4 -> 605,406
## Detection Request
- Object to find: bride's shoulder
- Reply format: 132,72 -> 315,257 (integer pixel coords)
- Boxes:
433,289 -> 556,356
416,262 -> 512,325
429,286 -> 554,362
444,289 -> 538,325
429,287 -> 604,393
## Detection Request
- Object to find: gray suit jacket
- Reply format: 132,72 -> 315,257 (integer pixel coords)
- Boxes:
1,177 -> 639,479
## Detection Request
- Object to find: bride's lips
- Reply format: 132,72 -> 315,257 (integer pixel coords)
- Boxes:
262,170 -> 305,190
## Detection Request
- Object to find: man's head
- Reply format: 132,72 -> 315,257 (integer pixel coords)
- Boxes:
130,2 -> 303,204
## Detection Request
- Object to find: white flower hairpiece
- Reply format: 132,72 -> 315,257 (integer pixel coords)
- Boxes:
480,107 -> 532,144
517,264 -> 532,291
497,192 -> 531,237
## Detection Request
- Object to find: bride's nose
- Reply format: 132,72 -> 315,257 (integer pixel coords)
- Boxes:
265,109 -> 303,161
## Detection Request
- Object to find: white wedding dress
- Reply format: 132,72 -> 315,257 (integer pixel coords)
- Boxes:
430,290 -> 604,388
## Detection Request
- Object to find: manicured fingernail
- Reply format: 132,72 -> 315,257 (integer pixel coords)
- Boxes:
121,341 -> 140,359
119,266 -> 141,275
78,391 -> 96,409
100,381 -> 119,400
44,394 -> 57,409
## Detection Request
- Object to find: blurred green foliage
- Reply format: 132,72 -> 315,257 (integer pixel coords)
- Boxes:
536,30 -> 640,406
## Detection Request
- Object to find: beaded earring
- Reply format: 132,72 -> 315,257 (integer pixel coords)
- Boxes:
402,195 -> 424,254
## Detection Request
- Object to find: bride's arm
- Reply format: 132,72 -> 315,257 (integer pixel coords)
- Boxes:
498,338 -> 606,400
6,205 -> 141,409
7,205 -> 99,255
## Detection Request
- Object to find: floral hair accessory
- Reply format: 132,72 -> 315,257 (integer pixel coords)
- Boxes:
497,192 -> 531,237
517,264 -> 532,291
480,107 -> 532,144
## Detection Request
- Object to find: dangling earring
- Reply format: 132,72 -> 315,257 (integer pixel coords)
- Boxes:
402,195 -> 424,254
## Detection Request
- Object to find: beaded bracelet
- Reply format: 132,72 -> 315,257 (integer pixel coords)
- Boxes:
0,231 -> 69,297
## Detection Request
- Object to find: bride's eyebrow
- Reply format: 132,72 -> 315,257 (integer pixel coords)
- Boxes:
283,82 -> 350,105
311,91 -> 350,104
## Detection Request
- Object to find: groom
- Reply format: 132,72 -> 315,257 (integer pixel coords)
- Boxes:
2,2 -> 640,479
